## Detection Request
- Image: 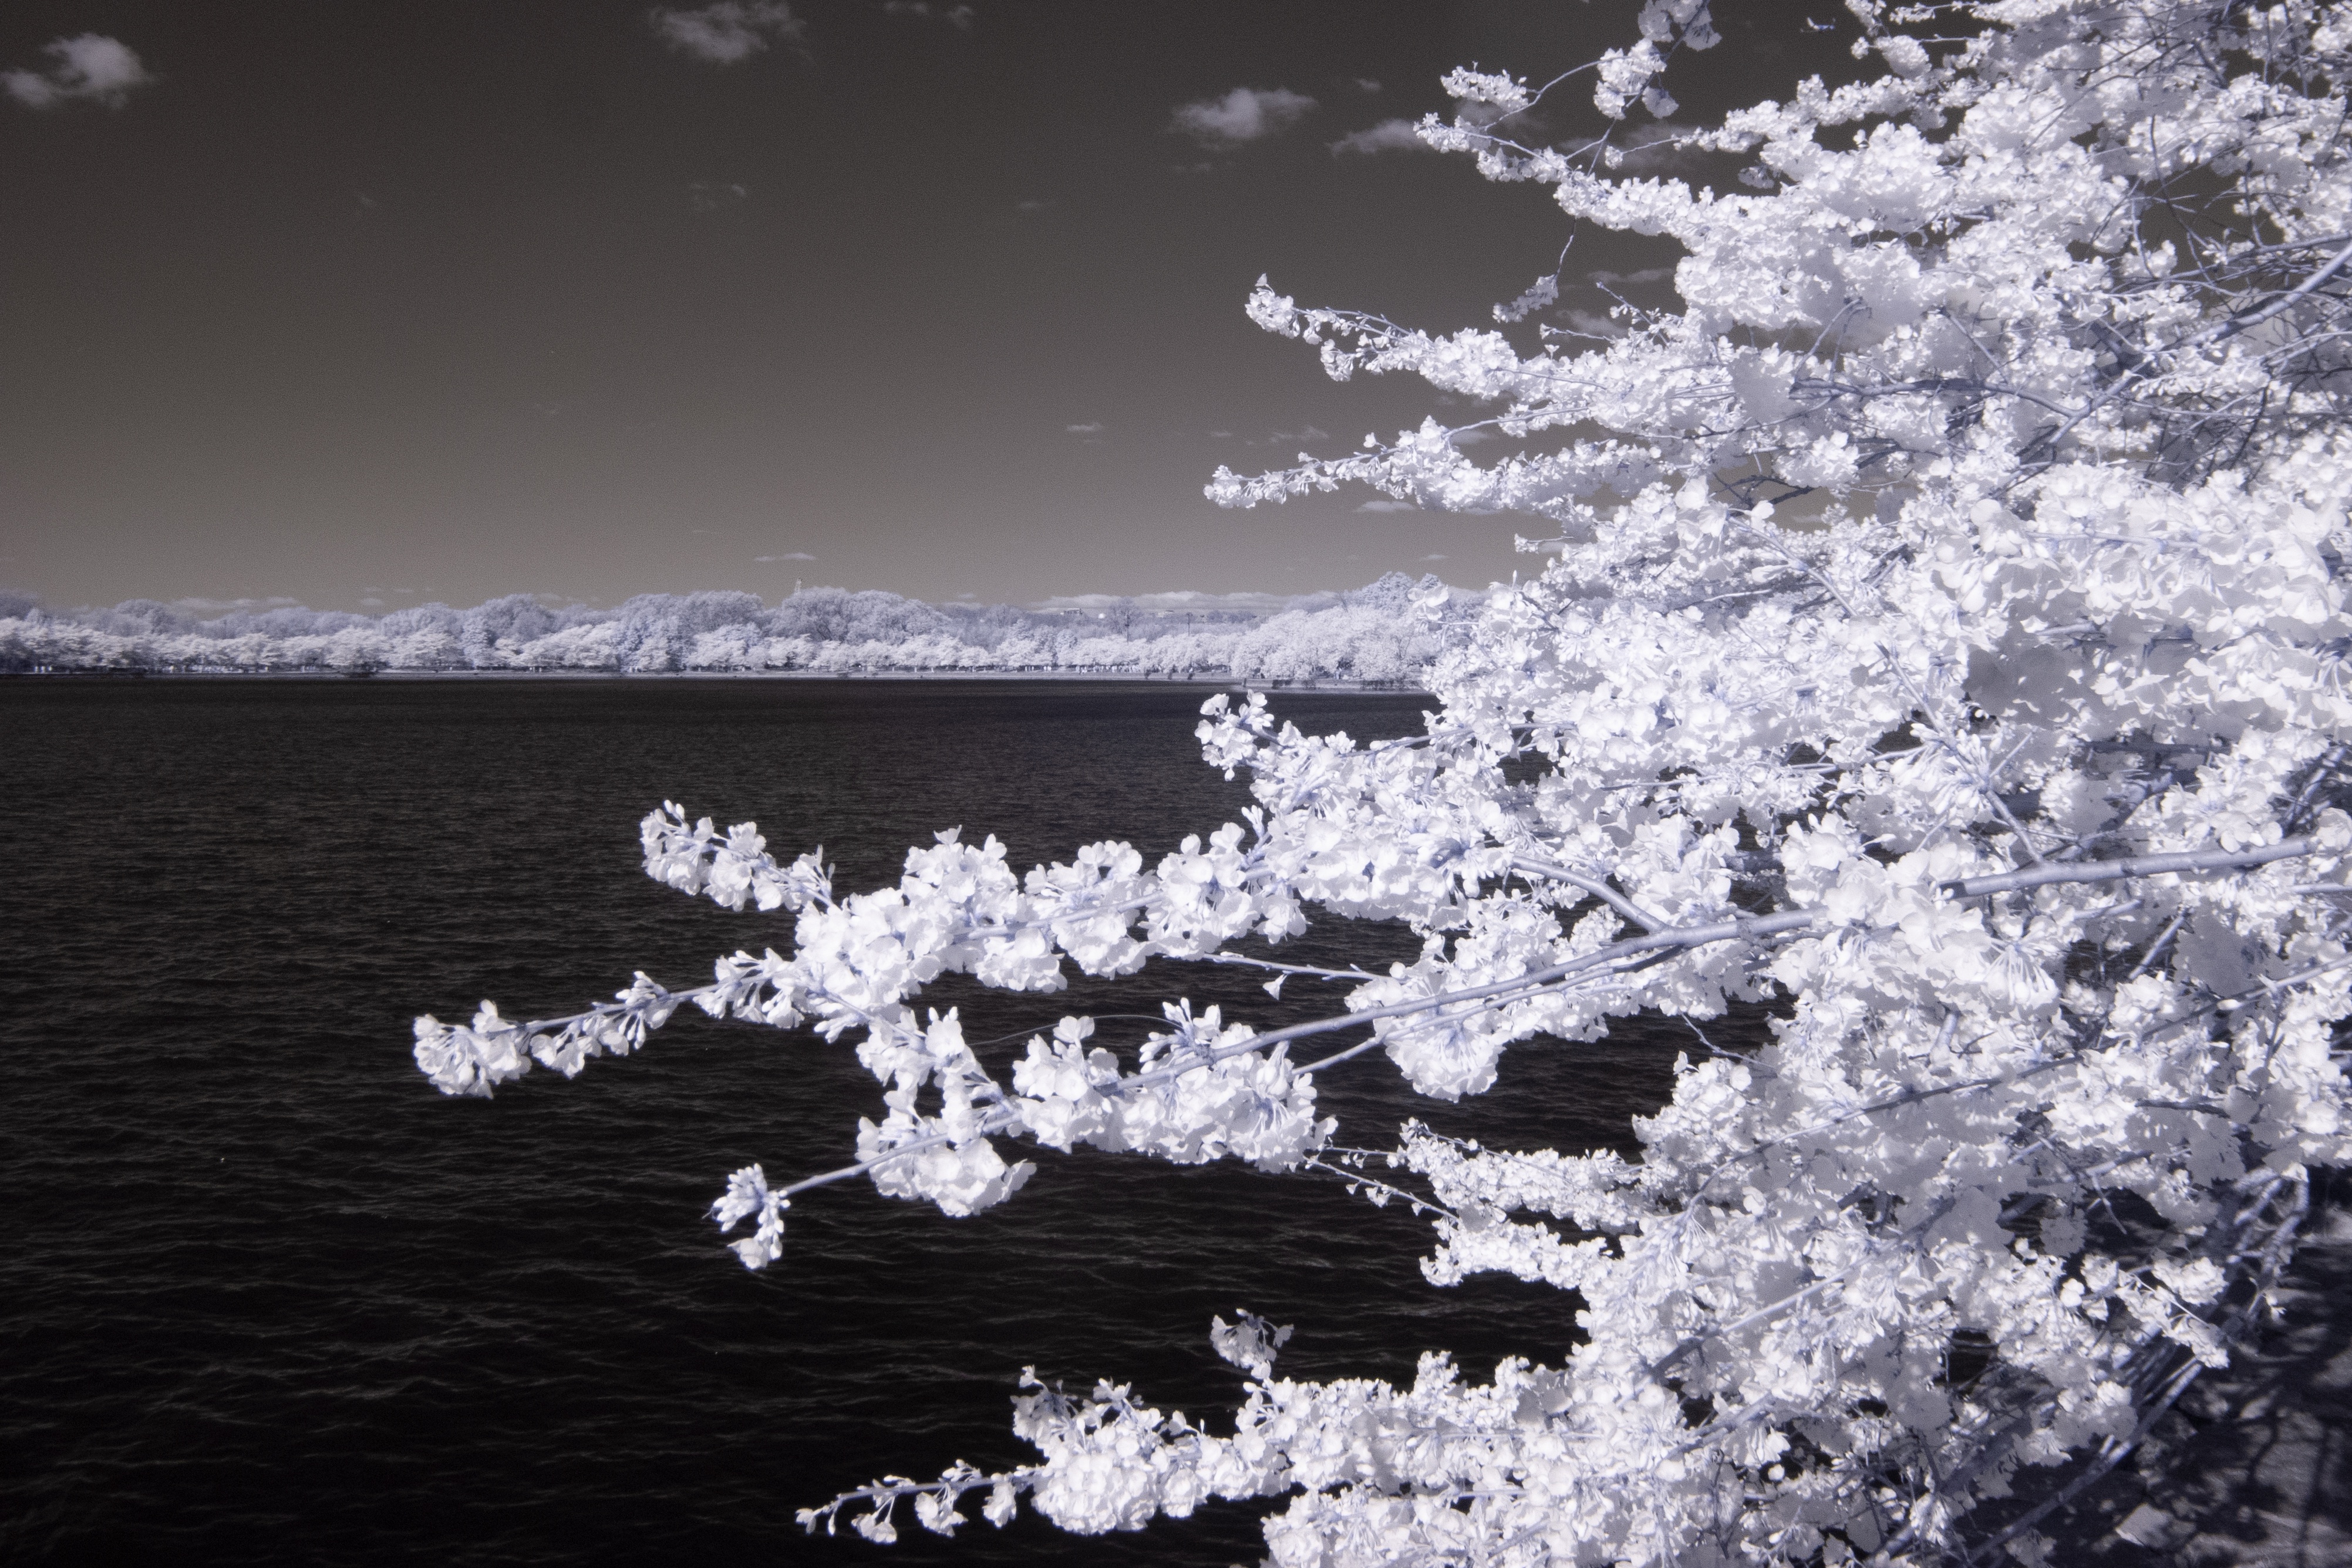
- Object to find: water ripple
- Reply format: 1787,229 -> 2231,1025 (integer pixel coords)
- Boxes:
0,679 -> 1757,1565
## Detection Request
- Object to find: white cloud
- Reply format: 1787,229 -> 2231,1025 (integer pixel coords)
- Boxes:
1036,589 -> 1297,617
689,180 -> 750,210
755,551 -> 817,562
1065,421 -> 1104,434
1589,266 -> 1674,288
884,1 -> 976,28
649,3 -> 803,63
1421,553 -> 1448,560
1357,500 -> 1418,512
4,35 -> 153,110
1330,117 -> 1429,156
169,596 -> 299,613
1562,308 -> 1630,340
1354,77 -> 1383,94
1170,87 -> 1316,149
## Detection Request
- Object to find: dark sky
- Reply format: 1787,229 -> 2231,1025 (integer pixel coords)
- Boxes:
1,1 -> 1854,613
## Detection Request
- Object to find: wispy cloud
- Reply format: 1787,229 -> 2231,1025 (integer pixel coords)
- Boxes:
1357,500 -> 1418,513
1354,77 -> 1383,94
689,180 -> 750,210
1065,421 -> 1104,435
1170,87 -> 1316,149
882,1 -> 976,28
4,35 -> 153,110
169,595 -> 300,613
1561,307 -> 1630,340
1330,117 -> 1428,156
1421,552 -> 1448,560
1589,266 -> 1674,288
1036,588 -> 1296,616
755,551 -> 817,562
649,3 -> 803,63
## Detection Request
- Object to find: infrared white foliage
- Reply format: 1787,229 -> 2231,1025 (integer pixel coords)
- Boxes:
0,579 -> 1457,682
712,1163 -> 789,1267
417,2 -> 2352,1562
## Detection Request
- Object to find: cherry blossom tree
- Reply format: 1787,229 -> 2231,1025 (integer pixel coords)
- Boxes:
412,1 -> 2352,1560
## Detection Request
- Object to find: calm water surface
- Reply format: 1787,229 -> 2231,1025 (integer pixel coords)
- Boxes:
0,679 -> 1749,1565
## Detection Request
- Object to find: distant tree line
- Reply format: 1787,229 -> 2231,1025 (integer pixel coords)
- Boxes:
0,575 -> 1466,686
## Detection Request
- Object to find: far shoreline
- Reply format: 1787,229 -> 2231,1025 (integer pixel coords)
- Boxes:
0,666 -> 1431,694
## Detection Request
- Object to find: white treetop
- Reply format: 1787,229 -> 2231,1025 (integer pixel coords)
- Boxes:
413,1 -> 2352,1560
0,582 -> 1448,682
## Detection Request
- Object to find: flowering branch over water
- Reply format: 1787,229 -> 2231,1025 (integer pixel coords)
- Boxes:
414,1 -> 2352,1560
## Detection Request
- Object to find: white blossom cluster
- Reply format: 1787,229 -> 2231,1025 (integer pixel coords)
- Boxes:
416,1 -> 2352,1560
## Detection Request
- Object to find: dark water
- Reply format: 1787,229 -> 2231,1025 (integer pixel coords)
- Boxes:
0,679 -> 1740,1566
